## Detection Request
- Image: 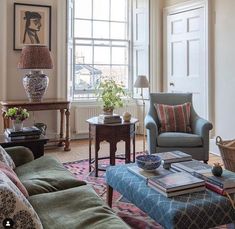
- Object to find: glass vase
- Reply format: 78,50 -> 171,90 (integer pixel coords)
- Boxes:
13,120 -> 23,131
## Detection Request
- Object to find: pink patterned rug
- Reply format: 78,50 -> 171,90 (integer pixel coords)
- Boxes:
63,158 -> 232,229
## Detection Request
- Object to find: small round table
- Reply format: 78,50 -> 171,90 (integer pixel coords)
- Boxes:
86,117 -> 138,177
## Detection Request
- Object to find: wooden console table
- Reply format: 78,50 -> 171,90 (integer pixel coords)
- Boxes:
1,99 -> 71,151
86,117 -> 138,177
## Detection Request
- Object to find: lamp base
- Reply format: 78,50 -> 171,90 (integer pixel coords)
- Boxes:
23,70 -> 49,102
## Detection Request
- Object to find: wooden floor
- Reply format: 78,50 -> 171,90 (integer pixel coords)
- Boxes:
45,135 -> 222,166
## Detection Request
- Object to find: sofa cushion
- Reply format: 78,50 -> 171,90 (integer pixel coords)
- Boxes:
29,185 -> 130,229
0,145 -> 15,169
155,102 -> 191,133
0,171 -> 43,229
0,161 -> 28,197
157,132 -> 202,147
14,155 -> 86,196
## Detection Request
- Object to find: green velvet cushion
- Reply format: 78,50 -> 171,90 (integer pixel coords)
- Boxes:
5,146 -> 34,167
15,155 -> 86,196
29,185 -> 130,229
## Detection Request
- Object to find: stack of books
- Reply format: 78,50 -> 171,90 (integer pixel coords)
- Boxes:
157,151 -> 192,169
194,169 -> 235,196
171,160 -> 212,174
128,165 -> 173,181
5,126 -> 41,140
171,160 -> 235,196
147,172 -> 205,197
98,114 -> 122,124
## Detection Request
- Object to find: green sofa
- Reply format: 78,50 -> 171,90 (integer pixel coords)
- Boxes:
5,146 -> 130,229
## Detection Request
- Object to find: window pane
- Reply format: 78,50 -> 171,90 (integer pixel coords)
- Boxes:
94,46 -> 110,64
93,21 -> 109,39
74,0 -> 92,19
93,0 -> 109,20
94,65 -> 111,78
111,0 -> 127,21
74,20 -> 91,38
112,47 -> 128,65
75,45 -> 92,64
110,22 -> 127,39
110,66 -> 128,87
74,64 -> 102,90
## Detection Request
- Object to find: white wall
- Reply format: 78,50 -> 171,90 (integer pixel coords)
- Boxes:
0,0 -> 60,132
213,0 -> 235,139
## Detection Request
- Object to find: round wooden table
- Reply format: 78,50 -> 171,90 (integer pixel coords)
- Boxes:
86,117 -> 138,177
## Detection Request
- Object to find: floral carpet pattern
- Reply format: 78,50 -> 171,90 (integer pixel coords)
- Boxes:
63,158 -> 233,229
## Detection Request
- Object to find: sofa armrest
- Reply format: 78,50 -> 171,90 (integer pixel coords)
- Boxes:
4,146 -> 34,167
145,114 -> 159,154
192,117 -> 213,138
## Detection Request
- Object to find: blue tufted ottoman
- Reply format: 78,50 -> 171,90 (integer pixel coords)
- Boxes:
106,164 -> 235,229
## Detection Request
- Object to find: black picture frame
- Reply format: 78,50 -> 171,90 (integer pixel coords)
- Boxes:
14,3 -> 51,51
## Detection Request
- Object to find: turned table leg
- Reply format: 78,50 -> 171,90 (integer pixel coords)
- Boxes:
58,109 -> 65,147
64,109 -> 71,151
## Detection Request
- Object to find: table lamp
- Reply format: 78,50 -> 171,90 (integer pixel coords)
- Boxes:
134,75 -> 149,152
18,45 -> 53,102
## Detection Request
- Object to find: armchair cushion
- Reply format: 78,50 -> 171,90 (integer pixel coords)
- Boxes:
155,102 -> 191,133
157,132 -> 202,147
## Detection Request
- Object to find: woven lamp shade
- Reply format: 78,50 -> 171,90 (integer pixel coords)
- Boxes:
18,45 -> 53,69
134,75 -> 149,88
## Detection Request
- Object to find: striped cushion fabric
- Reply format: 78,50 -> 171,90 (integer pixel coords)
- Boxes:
155,102 -> 191,133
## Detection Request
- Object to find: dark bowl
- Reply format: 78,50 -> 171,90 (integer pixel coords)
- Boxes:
136,154 -> 161,171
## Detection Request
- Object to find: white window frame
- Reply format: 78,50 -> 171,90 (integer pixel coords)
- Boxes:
68,0 -> 149,101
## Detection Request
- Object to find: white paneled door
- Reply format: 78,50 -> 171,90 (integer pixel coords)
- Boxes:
166,8 -> 207,118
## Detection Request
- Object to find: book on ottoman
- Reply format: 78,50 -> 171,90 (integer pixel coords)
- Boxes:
194,169 -> 235,189
147,172 -> 205,197
157,151 -> 192,169
127,165 -> 173,181
171,160 -> 212,174
157,151 -> 192,164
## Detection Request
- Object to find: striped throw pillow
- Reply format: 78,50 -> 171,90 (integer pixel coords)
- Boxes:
155,102 -> 191,133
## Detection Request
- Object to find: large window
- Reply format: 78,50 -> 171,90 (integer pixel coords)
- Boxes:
68,0 -> 149,100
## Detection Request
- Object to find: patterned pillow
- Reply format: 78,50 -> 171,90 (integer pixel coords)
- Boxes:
0,161 -> 28,197
155,102 -> 191,133
0,146 -> 15,169
0,171 -> 43,229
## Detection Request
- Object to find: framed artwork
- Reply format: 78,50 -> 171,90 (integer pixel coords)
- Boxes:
14,3 -> 51,51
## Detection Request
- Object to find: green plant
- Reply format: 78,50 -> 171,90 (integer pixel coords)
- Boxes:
96,79 -> 127,111
5,107 -> 29,122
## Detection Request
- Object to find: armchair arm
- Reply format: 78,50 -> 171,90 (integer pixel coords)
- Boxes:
145,114 -> 159,154
192,117 -> 213,137
4,146 -> 34,167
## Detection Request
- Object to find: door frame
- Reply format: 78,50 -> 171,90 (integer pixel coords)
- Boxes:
163,0 -> 211,120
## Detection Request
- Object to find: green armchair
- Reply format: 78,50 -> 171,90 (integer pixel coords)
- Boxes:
144,93 -> 213,163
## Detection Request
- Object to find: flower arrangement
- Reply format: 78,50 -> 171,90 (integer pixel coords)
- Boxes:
96,78 -> 127,114
5,107 -> 29,123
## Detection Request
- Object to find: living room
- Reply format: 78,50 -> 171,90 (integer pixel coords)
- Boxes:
0,0 -> 235,228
